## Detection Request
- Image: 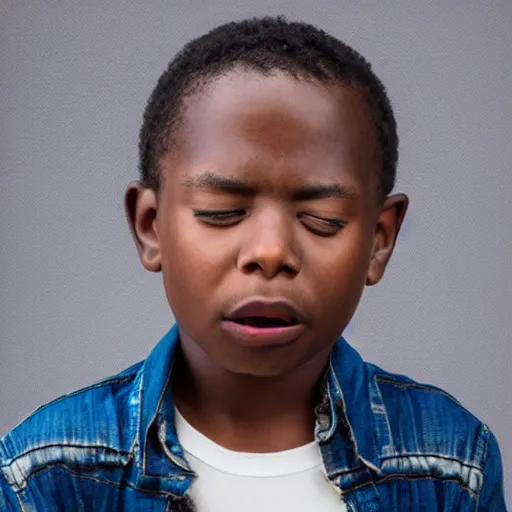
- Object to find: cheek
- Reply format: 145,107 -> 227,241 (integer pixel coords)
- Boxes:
160,215 -> 231,292
307,227 -> 372,300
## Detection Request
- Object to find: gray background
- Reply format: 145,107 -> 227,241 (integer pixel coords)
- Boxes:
1,0 -> 510,504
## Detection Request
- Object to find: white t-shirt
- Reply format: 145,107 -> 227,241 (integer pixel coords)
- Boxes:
175,408 -> 348,511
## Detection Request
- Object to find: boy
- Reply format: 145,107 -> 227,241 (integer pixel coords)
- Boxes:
0,16 -> 506,511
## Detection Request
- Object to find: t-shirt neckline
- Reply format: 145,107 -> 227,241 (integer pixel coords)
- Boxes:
174,407 -> 322,477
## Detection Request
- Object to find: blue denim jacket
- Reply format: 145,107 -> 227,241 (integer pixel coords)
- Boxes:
0,324 -> 506,511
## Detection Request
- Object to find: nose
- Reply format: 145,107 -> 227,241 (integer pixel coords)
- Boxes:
236,208 -> 301,279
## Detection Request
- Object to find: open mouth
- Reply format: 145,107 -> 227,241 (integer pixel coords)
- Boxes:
231,317 -> 297,328
221,307 -> 307,345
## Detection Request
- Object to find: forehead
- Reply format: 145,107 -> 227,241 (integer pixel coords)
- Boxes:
167,69 -> 380,194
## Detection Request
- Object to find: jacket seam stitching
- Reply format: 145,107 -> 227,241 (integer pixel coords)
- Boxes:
476,430 -> 492,508
344,473 -> 477,498
1,444 -> 130,468
141,356 -> 175,476
376,376 -> 459,398
370,373 -> 395,454
375,375 -> 467,406
375,375 -> 487,424
15,463 -> 182,498
379,452 -> 484,472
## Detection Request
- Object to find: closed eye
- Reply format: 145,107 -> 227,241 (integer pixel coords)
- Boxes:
299,214 -> 346,236
193,209 -> 246,225
192,209 -> 346,235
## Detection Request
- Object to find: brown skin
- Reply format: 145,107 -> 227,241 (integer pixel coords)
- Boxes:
125,69 -> 408,453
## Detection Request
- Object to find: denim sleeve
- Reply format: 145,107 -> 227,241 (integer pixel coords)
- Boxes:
0,469 -> 21,511
478,430 -> 507,511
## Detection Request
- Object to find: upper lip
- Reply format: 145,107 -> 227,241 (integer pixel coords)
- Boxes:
224,297 -> 306,325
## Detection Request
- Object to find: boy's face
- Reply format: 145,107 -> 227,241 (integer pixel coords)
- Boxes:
126,69 -> 407,377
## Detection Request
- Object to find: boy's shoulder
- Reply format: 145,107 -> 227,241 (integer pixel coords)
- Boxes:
363,359 -> 492,476
0,360 -> 144,485
0,325 -> 183,496
367,359 -> 486,434
330,338 -> 492,483
326,344 -> 504,504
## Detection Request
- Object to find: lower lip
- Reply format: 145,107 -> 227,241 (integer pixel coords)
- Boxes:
220,320 -> 307,347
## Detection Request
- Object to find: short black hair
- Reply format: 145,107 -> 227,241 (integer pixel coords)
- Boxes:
139,16 -> 398,200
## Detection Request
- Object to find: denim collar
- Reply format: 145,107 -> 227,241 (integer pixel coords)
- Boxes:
318,338 -> 382,475
133,323 -> 381,494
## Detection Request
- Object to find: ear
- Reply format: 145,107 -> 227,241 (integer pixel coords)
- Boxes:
366,193 -> 409,286
124,181 -> 162,272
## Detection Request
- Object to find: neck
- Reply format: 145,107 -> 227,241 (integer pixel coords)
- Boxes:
171,336 -> 331,453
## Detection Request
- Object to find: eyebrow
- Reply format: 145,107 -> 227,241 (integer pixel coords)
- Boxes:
182,172 -> 360,201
